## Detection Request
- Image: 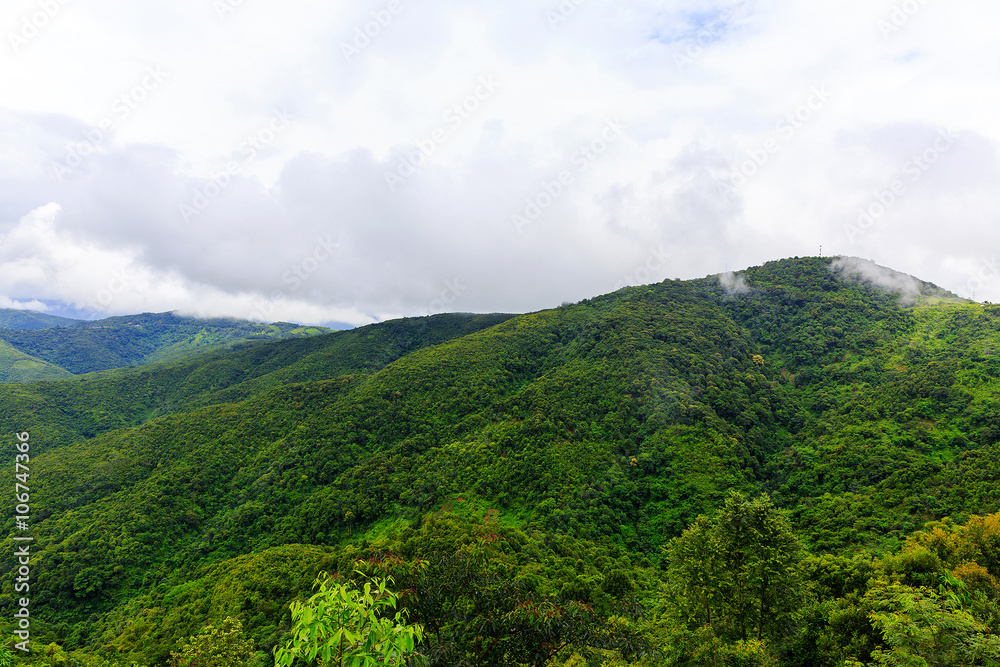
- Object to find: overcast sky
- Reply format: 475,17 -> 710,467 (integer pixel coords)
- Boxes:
1,0 -> 998,326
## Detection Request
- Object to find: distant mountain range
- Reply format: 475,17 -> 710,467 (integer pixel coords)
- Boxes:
0,310 -> 336,381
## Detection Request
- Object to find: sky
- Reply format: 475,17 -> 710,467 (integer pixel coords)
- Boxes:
1,0 -> 998,327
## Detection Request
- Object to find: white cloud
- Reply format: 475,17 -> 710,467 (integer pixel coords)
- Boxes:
0,296 -> 47,311
830,256 -> 924,306
0,204 -> 374,324
1,0 -> 999,325
719,271 -> 750,297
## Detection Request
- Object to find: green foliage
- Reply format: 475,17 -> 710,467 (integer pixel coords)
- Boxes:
662,625 -> 779,667
868,584 -> 1000,666
0,311 -> 333,380
102,544 -> 339,664
0,312 -> 512,461
367,548 -> 599,666
4,257 -> 1000,665
0,308 -> 78,330
170,616 -> 256,667
0,338 -> 73,382
665,491 -> 805,645
273,573 -> 422,667
347,518 -> 654,667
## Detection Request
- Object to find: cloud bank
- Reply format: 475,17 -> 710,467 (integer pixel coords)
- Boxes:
1,0 -> 998,325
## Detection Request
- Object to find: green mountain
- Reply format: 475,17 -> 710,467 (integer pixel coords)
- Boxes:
0,311 -> 338,381
2,257 -> 999,666
0,339 -> 74,382
0,309 -> 80,330
0,312 -> 515,458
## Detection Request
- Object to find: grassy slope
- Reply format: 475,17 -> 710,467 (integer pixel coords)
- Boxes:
0,338 -> 74,382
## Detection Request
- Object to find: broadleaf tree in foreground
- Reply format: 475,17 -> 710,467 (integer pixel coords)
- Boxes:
273,572 -> 423,667
665,491 -> 805,652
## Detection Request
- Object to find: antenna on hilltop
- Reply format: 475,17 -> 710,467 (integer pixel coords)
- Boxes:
819,244 -> 823,257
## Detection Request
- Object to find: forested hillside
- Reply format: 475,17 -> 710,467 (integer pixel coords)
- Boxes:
0,311 -> 338,381
0,313 -> 513,461
2,257 -> 999,667
0,311 -> 78,331
0,340 -> 73,383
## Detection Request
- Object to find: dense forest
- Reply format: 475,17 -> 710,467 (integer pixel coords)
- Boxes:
1,256 -> 999,666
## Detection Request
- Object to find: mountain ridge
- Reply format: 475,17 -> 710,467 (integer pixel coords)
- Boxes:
0,310 -> 341,381
2,255 -> 998,665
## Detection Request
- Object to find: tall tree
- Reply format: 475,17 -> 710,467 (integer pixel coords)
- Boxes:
666,491 -> 805,644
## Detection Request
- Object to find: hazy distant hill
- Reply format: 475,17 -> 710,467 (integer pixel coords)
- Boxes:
0,310 -> 338,380
0,308 -> 80,330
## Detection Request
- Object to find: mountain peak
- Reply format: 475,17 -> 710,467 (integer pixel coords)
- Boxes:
701,256 -> 961,307
828,256 -> 962,305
